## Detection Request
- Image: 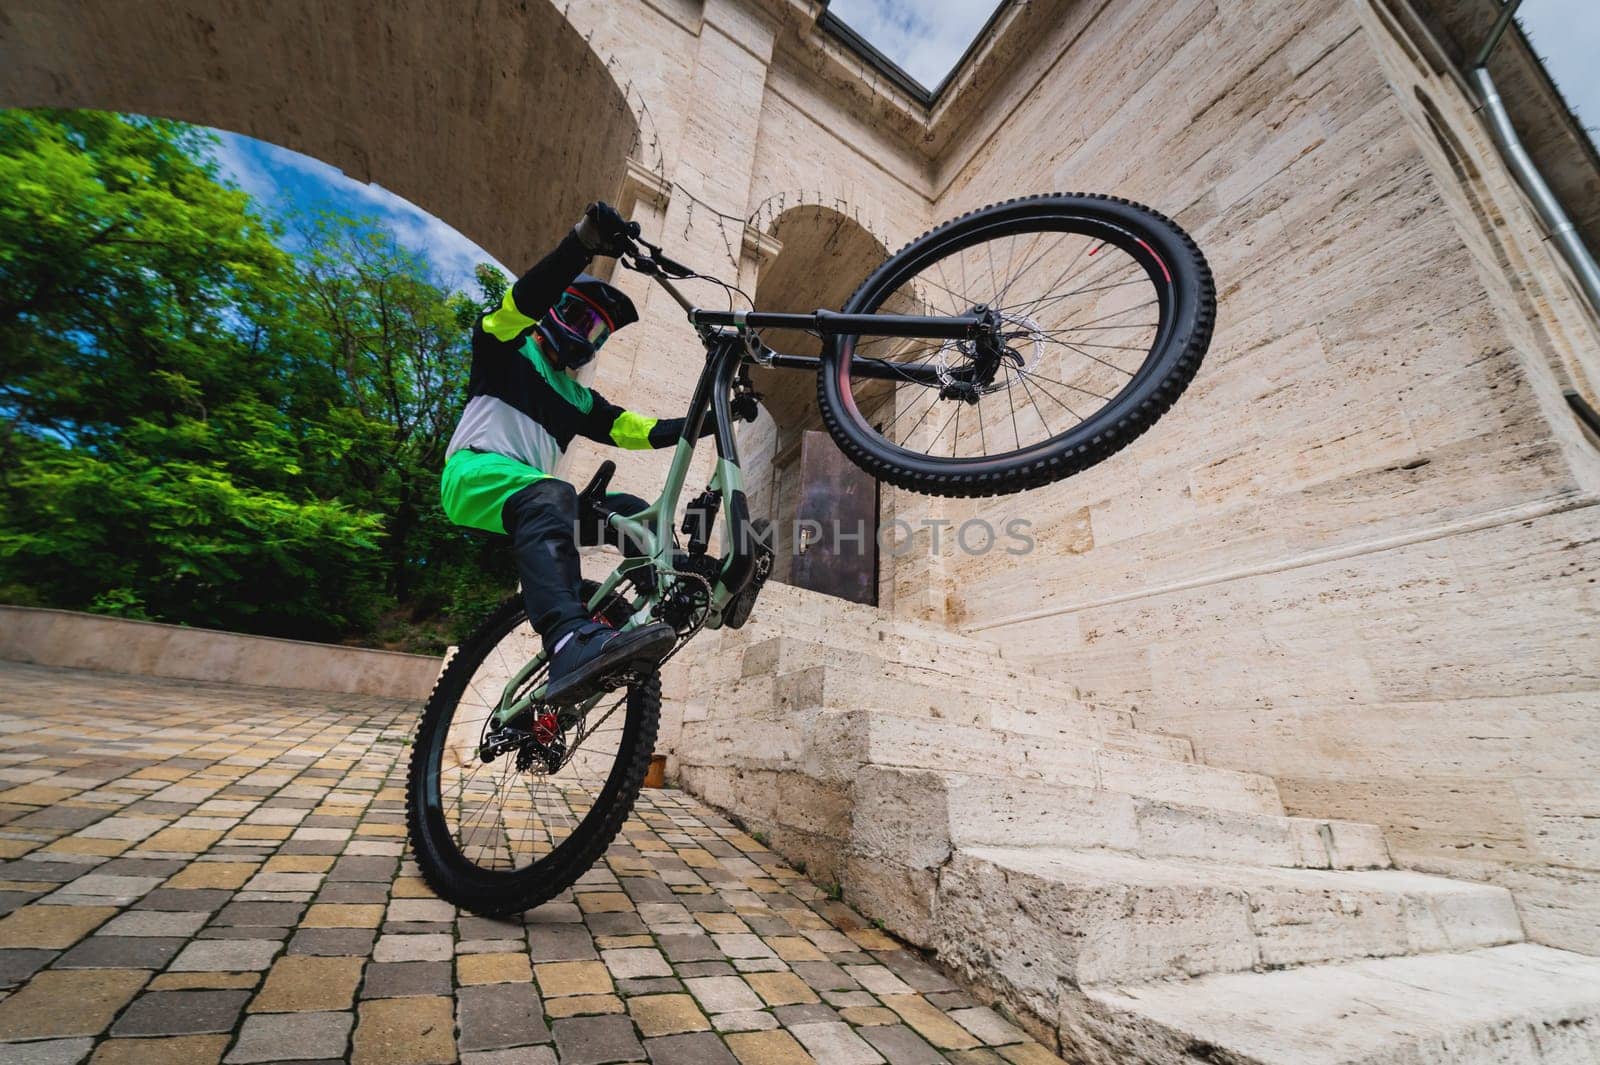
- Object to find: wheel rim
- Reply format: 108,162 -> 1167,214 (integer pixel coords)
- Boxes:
835,213 -> 1178,471
422,612 -> 633,876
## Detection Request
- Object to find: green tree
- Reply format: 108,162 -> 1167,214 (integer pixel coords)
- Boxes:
0,109 -> 387,639
290,218 -> 516,643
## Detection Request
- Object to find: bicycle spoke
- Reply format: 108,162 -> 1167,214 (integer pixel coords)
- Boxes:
839,217 -> 1167,464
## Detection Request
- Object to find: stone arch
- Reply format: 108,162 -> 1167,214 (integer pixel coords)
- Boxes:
0,0 -> 651,272
741,203 -> 896,596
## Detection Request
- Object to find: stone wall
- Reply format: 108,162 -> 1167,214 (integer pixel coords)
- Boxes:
0,606 -> 441,699
917,0 -> 1600,952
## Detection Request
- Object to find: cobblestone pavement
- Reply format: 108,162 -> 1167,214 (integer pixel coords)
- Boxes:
0,663 -> 1064,1064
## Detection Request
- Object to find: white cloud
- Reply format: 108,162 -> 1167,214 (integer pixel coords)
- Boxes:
828,0 -> 1000,91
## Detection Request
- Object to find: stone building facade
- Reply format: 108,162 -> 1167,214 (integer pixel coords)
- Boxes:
5,0 -> 1600,1055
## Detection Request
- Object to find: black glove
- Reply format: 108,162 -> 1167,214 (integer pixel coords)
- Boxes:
574,201 -> 640,257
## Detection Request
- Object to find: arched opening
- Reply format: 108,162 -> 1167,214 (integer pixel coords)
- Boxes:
745,205 -> 893,602
0,0 -> 641,267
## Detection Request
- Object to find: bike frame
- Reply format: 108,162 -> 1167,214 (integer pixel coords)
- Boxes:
490,273 -> 985,728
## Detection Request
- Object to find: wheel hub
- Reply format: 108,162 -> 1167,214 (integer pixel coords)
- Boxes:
936,304 -> 1043,401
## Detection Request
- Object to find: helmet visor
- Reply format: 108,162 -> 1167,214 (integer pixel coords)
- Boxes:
553,289 -> 613,352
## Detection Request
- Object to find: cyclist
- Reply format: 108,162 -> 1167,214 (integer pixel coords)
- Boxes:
440,201 -> 683,706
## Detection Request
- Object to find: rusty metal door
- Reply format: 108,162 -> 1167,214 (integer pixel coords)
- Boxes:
790,430 -> 878,605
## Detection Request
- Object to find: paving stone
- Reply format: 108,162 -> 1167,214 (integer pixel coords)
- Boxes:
386,898 -> 453,923
216,901 -> 304,926
645,1031 -> 741,1065
746,971 -> 820,1006
685,974 -> 765,1013
583,911 -> 648,936
249,954 -> 363,1012
360,960 -> 452,998
618,975 -> 683,996
881,995 -> 983,1051
824,990 -> 879,1008
602,945 -> 672,978
0,967 -> 148,1038
349,995 -> 454,1064
288,927 -> 375,955
55,935 -> 184,969
110,989 -> 251,1035
875,952 -> 955,993
227,1010 -> 353,1063
725,1029 -> 816,1065
0,903 -> 117,947
551,1014 -> 646,1065
791,960 -> 859,992
457,981 -> 550,1051
148,971 -> 260,991
458,916 -> 523,940
659,932 -> 724,962
98,910 -> 208,937
775,1003 -> 839,1026
90,1034 -> 230,1064
315,882 -> 389,904
330,855 -> 397,882
372,933 -> 452,963
302,903 -> 384,928
457,951 -> 532,985
461,1049 -> 557,1065
629,992 -> 711,1037
0,947 -> 57,986
544,993 -> 625,1018
842,1006 -> 901,1026
790,1021 -> 887,1064
948,1006 -> 1025,1045
535,959 -> 613,997
857,1023 -> 946,1064
528,924 -> 599,961
714,1010 -> 781,1032
5,1037 -> 96,1064
134,888 -> 232,912
169,937 -> 279,971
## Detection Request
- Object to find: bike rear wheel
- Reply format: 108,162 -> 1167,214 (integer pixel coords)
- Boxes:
817,193 -> 1214,497
405,586 -> 658,916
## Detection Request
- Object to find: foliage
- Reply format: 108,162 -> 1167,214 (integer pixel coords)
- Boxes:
0,109 -> 510,648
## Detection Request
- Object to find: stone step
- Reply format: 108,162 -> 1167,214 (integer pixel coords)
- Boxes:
735,634 -> 1081,699
739,582 -> 1038,667
696,652 -> 1171,758
1069,943 -> 1600,1064
850,765 -> 1388,874
678,708 -> 1283,817
934,846 -> 1523,998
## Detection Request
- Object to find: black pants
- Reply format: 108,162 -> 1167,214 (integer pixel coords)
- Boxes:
500,479 -> 648,648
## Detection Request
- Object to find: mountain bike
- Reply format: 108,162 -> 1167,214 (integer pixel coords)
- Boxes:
405,193 -> 1215,915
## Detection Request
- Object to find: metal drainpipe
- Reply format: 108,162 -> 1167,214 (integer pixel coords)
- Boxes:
1468,2 -> 1600,314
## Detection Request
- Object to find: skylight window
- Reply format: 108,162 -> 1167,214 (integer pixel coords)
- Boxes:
824,0 -> 1005,96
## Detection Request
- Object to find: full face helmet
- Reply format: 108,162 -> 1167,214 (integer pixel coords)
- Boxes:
537,274 -> 639,372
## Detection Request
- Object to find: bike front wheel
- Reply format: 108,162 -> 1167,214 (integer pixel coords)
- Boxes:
817,193 -> 1215,497
405,588 -> 658,916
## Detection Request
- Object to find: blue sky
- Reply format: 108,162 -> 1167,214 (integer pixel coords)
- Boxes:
1518,0 -> 1600,144
828,0 -> 998,91
207,131 -> 507,292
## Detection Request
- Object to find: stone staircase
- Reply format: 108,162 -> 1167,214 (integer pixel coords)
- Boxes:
668,583 -> 1600,1063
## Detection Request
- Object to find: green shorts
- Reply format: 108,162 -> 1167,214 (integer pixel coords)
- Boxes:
440,449 -> 553,534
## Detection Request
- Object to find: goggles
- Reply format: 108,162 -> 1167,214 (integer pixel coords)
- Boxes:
551,289 -> 614,353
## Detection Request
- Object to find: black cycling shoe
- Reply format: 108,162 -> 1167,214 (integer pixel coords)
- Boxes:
542,620 -> 676,706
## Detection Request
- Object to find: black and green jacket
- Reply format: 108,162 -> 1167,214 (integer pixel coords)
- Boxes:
444,232 -> 686,473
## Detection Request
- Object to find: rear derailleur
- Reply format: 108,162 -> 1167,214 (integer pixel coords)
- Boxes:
479,709 -> 566,771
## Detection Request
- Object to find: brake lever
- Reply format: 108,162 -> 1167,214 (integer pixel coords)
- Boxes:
626,235 -> 696,279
